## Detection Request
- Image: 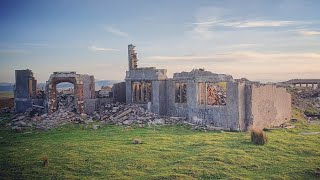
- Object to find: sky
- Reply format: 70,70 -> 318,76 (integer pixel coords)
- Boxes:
0,0 -> 319,83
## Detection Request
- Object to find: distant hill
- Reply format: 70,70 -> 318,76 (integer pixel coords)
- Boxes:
0,80 -> 122,92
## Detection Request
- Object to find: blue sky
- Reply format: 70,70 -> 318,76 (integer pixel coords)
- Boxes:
0,0 -> 319,83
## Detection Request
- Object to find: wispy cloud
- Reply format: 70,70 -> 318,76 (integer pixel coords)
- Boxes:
193,20 -> 296,28
88,45 -> 120,52
189,6 -> 308,40
221,20 -> 295,28
105,26 -> 128,37
0,49 -> 29,55
190,19 -> 302,40
20,43 -> 49,47
299,30 -> 320,36
147,51 -> 320,62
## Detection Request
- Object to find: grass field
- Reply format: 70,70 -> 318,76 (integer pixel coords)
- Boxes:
0,116 -> 319,179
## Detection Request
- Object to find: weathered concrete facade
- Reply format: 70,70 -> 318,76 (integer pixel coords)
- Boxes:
124,44 -> 292,131
249,85 -> 292,129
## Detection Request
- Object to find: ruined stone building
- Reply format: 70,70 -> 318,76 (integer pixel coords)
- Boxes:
14,44 -> 292,131
125,44 -> 292,131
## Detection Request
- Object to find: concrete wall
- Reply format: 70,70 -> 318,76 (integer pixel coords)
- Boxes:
151,80 -> 167,115
15,69 -> 36,113
82,74 -> 95,100
113,82 -> 126,103
250,85 -> 291,129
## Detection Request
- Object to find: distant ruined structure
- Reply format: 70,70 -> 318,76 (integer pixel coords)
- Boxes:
125,44 -> 292,131
284,79 -> 320,89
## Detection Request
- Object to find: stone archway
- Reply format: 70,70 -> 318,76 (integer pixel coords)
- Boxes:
46,72 -> 84,114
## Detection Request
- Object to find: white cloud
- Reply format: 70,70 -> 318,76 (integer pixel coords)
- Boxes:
105,26 -> 128,37
88,45 -> 120,52
299,30 -> 320,36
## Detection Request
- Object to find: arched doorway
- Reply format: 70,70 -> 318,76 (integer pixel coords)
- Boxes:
45,72 -> 84,114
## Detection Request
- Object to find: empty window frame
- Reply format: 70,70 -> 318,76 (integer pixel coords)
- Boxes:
132,81 -> 152,103
198,82 -> 227,106
175,82 -> 187,103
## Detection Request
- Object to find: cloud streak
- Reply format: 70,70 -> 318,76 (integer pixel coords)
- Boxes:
88,45 -> 120,52
193,20 -> 296,28
189,6 -> 309,40
299,30 -> 320,36
147,51 -> 320,62
105,26 -> 129,37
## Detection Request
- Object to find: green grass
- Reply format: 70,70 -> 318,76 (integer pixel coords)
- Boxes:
0,91 -> 13,99
0,118 -> 319,179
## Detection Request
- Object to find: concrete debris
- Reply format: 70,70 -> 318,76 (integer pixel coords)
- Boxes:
5,101 -> 193,131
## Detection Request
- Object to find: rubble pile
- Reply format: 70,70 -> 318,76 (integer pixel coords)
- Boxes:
5,102 -> 189,131
57,94 -> 76,112
289,87 -> 320,115
9,106 -> 82,131
96,103 -> 187,126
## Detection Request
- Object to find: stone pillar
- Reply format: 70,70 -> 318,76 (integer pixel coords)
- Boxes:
136,82 -> 141,102
312,84 -> 315,89
76,83 -> 84,114
47,83 -> 57,114
131,83 -> 136,102
141,82 -> 145,102
145,83 -> 149,101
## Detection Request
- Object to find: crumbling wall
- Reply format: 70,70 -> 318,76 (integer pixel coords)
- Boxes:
250,85 -> 291,129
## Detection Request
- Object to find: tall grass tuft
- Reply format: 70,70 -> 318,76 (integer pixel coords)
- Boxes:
132,138 -> 142,144
251,128 -> 268,145
41,154 -> 49,167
